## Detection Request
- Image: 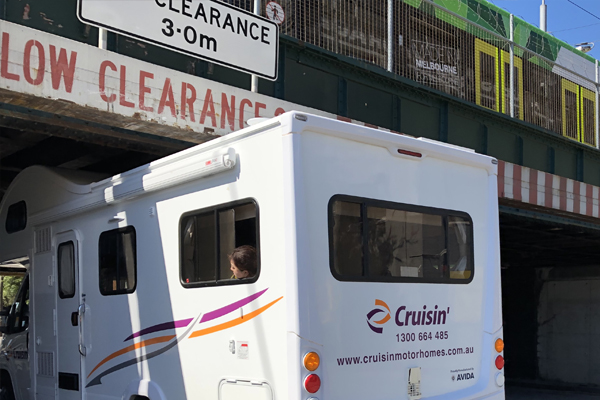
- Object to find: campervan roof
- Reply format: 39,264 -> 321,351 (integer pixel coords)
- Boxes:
3,112 -> 497,226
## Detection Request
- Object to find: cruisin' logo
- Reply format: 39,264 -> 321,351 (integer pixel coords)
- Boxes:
367,300 -> 451,334
366,300 -> 391,334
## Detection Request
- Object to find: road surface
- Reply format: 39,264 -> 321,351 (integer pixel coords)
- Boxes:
506,386 -> 600,399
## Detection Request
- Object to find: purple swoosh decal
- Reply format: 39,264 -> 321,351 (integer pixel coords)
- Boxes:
199,288 -> 268,324
124,318 -> 194,342
367,309 -> 384,320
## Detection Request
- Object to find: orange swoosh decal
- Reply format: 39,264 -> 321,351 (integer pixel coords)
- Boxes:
375,313 -> 391,325
189,297 -> 283,338
375,299 -> 390,313
87,335 -> 176,378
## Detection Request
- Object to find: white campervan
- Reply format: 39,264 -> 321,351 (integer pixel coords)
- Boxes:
0,112 -> 504,400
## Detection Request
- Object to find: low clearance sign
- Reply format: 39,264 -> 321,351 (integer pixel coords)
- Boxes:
78,0 -> 279,80
0,21 -> 333,139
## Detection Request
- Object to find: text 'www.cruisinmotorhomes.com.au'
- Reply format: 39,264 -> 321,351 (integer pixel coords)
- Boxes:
337,346 -> 475,366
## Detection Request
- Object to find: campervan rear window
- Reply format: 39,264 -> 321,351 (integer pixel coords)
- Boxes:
180,199 -> 259,287
329,196 -> 473,284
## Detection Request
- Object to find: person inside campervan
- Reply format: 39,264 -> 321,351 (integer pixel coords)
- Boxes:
229,245 -> 257,279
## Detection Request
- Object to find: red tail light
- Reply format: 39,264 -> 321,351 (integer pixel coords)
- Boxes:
495,355 -> 504,370
304,374 -> 321,393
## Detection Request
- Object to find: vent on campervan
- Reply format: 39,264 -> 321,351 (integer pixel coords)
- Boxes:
37,352 -> 54,377
35,228 -> 52,254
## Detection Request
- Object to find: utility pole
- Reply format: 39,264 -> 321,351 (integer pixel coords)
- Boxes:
540,0 -> 547,32
251,0 -> 260,92
99,29 -> 107,49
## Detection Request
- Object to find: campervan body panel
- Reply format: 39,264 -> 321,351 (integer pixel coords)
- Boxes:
0,167 -> 107,400
0,118 -> 294,400
282,116 -> 503,399
65,122 -> 291,399
0,111 -> 503,400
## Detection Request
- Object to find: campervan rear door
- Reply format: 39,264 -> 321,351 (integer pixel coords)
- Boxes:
54,231 -> 82,399
290,127 -> 501,399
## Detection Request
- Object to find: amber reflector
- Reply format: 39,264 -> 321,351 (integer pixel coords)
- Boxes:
495,338 -> 504,353
303,352 -> 320,371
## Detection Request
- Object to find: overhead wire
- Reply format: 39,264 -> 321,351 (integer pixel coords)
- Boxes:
491,0 -> 600,52
566,0 -> 600,21
550,22 -> 600,34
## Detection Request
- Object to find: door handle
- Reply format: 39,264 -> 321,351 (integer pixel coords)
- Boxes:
78,304 -> 86,356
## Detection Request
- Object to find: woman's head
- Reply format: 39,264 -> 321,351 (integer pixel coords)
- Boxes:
229,245 -> 257,279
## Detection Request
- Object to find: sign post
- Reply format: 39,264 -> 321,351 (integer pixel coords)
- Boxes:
78,0 -> 279,80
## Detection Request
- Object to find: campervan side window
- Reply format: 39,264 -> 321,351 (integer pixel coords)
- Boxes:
58,241 -> 75,298
5,201 -> 26,234
5,275 -> 29,334
99,226 -> 137,295
180,200 -> 259,287
329,196 -> 474,284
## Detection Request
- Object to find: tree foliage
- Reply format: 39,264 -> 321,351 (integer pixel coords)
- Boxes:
2,276 -> 23,308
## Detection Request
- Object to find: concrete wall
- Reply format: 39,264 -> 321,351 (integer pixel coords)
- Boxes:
538,272 -> 600,386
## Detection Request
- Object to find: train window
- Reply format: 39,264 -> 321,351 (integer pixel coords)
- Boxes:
581,88 -> 596,146
58,241 -> 75,299
479,52 -> 497,110
99,226 -> 137,295
563,92 -> 579,139
5,201 -> 27,234
561,79 -> 580,141
180,199 -> 259,287
329,196 -> 473,284
475,38 -> 499,112
501,52 -> 524,120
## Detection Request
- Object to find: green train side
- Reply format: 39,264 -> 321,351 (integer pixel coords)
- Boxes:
393,0 -> 597,146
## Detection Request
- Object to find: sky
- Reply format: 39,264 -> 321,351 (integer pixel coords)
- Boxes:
488,0 -> 600,59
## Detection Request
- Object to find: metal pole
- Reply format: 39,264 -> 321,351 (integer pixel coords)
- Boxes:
595,60 -> 600,149
387,0 -> 393,73
98,28 -> 107,50
540,0 -> 547,32
509,14 -> 515,118
251,0 -> 260,93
